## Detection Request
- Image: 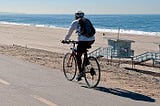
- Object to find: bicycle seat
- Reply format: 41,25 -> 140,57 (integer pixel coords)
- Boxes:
87,45 -> 91,49
84,46 -> 91,53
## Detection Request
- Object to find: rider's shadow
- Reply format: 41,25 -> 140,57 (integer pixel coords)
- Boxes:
94,87 -> 155,102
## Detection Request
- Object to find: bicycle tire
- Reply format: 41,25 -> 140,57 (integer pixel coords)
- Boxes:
63,53 -> 77,81
84,56 -> 101,88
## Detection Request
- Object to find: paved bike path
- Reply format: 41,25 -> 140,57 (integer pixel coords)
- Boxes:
0,54 -> 159,106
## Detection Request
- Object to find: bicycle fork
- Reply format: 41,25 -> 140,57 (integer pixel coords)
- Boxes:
67,54 -> 74,67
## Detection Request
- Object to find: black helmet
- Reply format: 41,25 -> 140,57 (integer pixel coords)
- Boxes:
75,11 -> 84,19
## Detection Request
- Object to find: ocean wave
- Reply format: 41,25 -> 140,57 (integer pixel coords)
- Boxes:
1,21 -> 160,36
96,28 -> 160,36
0,21 -> 64,29
0,21 -> 31,26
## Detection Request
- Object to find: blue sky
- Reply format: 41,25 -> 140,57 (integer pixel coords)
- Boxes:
0,0 -> 160,14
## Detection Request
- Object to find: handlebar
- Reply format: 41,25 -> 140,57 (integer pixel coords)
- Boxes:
61,40 -> 78,44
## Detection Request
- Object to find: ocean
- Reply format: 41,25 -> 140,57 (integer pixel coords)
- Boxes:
0,13 -> 160,36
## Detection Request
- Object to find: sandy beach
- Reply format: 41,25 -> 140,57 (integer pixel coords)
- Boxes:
0,23 -> 160,101
0,23 -> 159,55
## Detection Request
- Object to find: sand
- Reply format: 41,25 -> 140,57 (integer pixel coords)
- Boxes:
0,23 -> 160,101
0,23 -> 159,55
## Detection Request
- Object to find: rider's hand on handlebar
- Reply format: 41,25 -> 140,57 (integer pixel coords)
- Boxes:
61,40 -> 70,44
61,40 -> 66,43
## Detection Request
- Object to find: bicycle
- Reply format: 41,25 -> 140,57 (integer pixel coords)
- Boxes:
61,40 -> 101,88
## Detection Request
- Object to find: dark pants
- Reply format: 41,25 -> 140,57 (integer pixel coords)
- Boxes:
76,40 -> 95,73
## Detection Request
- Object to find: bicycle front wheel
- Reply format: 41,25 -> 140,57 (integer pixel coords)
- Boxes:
63,53 -> 77,81
84,56 -> 101,88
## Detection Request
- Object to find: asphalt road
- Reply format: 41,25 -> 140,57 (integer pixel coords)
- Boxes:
0,54 -> 159,106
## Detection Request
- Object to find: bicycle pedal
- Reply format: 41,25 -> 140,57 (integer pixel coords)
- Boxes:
90,68 -> 96,76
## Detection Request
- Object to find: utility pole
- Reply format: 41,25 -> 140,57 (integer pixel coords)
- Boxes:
117,27 -> 120,40
159,44 -> 160,53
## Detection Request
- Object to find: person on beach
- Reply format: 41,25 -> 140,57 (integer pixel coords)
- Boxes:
62,11 -> 96,81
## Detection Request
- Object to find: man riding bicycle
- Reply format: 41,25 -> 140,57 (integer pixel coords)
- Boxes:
62,11 -> 96,81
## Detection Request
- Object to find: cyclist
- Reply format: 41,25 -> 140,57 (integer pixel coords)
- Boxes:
62,11 -> 95,81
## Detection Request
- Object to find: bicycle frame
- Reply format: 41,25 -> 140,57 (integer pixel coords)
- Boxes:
68,40 -> 90,72
62,40 -> 101,88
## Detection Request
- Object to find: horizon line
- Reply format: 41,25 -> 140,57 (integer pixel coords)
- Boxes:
0,12 -> 160,15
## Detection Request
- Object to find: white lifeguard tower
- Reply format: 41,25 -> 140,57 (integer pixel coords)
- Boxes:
89,28 -> 135,62
108,38 -> 135,58
89,37 -> 135,60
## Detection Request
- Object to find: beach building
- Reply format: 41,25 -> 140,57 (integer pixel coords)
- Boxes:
108,38 -> 135,58
89,37 -> 135,59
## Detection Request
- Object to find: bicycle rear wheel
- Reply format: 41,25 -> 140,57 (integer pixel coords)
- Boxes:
63,53 -> 77,81
84,56 -> 101,88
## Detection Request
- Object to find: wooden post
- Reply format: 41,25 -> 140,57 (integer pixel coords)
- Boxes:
117,27 -> 120,40
159,44 -> 160,53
